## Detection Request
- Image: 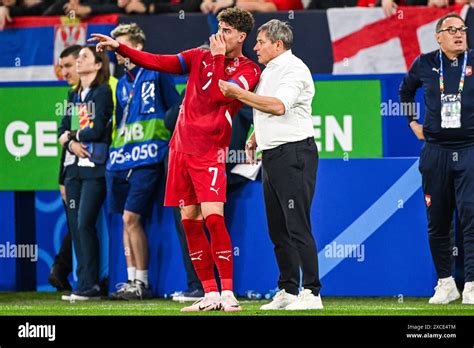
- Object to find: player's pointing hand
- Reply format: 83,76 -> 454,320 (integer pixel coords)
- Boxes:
88,33 -> 119,52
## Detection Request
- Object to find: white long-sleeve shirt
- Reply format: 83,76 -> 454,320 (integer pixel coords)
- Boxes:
254,49 -> 315,151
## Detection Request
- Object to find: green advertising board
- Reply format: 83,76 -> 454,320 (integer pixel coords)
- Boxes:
312,80 -> 382,159
177,80 -> 383,159
0,80 -> 382,191
0,86 -> 69,191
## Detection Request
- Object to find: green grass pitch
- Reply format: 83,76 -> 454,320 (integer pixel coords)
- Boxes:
0,293 -> 473,316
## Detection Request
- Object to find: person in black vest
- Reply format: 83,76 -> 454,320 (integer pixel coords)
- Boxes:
58,45 -> 114,301
400,14 -> 474,305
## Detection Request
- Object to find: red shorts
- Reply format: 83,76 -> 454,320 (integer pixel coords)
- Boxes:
164,148 -> 227,207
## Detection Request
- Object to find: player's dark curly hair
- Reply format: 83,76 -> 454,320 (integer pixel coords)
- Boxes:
217,8 -> 255,35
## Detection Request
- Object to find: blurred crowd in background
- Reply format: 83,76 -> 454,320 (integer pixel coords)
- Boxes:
1,0 -> 473,31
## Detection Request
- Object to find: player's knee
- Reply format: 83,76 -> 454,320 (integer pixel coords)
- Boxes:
123,211 -> 141,229
180,207 -> 202,220
201,203 -> 224,218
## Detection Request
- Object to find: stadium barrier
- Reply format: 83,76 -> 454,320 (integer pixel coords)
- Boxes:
0,73 -> 436,296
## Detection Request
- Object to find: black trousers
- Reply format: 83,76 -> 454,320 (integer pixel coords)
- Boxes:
55,151 -> 72,275
419,142 -> 474,282
65,176 -> 106,292
52,200 -> 73,275
262,137 -> 321,296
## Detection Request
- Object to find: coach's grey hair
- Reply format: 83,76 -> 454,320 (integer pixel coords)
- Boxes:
257,20 -> 293,50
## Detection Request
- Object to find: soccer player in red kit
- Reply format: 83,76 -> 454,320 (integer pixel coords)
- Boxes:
89,8 -> 260,312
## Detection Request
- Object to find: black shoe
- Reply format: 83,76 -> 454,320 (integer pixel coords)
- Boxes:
48,265 -> 72,292
99,277 -> 109,296
70,285 -> 102,301
119,280 -> 153,300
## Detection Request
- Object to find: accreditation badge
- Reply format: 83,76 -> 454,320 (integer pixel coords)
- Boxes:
441,94 -> 462,129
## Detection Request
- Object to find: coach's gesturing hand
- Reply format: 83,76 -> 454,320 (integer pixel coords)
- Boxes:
88,34 -> 119,52
210,33 -> 226,56
219,79 -> 241,98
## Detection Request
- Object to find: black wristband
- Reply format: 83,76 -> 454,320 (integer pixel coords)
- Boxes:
68,130 -> 78,142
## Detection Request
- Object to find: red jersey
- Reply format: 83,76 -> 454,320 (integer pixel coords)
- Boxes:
116,44 -> 261,160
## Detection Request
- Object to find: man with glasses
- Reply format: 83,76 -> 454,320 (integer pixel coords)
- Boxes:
400,13 -> 474,305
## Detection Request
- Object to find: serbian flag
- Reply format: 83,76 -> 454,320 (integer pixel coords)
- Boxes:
0,14 -> 119,82
328,5 -> 469,74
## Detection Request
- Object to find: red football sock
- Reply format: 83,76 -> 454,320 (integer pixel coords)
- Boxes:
205,214 -> 233,291
181,219 -> 218,293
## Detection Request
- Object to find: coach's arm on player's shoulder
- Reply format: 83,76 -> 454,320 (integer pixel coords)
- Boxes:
219,79 -> 286,116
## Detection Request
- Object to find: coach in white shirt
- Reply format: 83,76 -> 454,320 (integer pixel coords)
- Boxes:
219,19 -> 322,311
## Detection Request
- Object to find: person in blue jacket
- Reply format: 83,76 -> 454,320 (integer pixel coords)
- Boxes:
106,23 -> 180,300
399,13 -> 474,305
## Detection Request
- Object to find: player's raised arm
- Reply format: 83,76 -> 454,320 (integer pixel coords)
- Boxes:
88,33 -> 185,75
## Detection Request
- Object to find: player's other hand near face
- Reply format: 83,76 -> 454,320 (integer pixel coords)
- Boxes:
88,34 -> 120,52
210,33 -> 226,56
